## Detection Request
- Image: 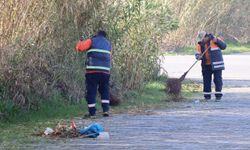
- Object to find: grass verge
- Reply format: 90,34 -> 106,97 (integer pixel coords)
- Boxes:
165,42 -> 250,55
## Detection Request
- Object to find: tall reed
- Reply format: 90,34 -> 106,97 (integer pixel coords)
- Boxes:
0,0 -> 177,110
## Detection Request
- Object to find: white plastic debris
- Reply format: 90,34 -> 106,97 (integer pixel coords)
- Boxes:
44,127 -> 54,135
97,132 -> 110,140
194,100 -> 200,104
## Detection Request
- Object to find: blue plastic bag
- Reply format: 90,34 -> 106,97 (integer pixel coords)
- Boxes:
79,123 -> 104,138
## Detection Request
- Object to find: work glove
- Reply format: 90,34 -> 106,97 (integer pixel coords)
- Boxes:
195,53 -> 202,60
80,36 -> 84,41
209,34 -> 218,43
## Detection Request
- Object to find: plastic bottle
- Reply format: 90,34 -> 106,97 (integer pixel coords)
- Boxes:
97,132 -> 110,140
44,127 -> 54,135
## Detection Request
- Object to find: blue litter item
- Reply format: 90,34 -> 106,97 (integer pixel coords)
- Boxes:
79,123 -> 104,138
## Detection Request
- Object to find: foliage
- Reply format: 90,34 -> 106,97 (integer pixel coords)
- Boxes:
0,100 -> 22,121
0,0 -> 177,114
163,0 -> 250,50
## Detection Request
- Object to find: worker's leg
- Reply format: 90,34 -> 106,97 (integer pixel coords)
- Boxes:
85,73 -> 98,116
213,69 -> 223,99
98,73 -> 110,113
202,65 -> 212,99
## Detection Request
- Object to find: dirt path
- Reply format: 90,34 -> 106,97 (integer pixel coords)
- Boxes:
18,80 -> 250,150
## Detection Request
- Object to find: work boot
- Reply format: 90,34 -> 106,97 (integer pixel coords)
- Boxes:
204,96 -> 211,100
215,96 -> 222,102
83,113 -> 96,119
103,112 -> 109,117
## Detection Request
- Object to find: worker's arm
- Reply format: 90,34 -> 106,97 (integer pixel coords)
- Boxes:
75,39 -> 92,52
215,37 -> 227,50
209,34 -> 227,50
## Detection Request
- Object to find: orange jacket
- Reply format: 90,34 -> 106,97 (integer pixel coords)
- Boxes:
75,39 -> 92,52
196,43 -> 211,65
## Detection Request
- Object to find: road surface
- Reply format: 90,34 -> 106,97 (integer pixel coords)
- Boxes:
160,54 -> 250,80
19,83 -> 250,150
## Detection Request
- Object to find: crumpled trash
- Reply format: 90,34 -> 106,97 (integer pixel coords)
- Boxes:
194,100 -> 200,104
97,132 -> 110,139
71,119 -> 76,130
79,123 -> 104,138
44,127 -> 54,135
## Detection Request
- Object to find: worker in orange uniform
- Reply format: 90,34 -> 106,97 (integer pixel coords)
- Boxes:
195,31 -> 227,101
76,30 -> 112,118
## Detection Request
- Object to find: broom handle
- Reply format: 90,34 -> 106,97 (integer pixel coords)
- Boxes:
185,46 -> 211,74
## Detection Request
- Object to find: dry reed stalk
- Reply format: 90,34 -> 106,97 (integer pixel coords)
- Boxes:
0,0 -> 175,109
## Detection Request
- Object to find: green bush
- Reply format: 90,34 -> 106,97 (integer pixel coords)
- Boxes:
0,100 -> 22,122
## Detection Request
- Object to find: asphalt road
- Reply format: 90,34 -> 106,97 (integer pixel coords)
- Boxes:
160,54 -> 250,80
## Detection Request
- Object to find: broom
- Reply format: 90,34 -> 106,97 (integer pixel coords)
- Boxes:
166,46 -> 210,97
179,46 -> 210,81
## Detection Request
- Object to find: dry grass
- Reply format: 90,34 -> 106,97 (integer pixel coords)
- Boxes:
163,0 -> 250,50
0,0 -> 177,112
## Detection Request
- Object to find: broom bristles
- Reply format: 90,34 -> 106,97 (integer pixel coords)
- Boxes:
166,78 -> 182,96
110,93 -> 121,106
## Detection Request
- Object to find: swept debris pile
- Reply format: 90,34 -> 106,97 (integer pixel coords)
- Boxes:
33,121 -> 106,139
